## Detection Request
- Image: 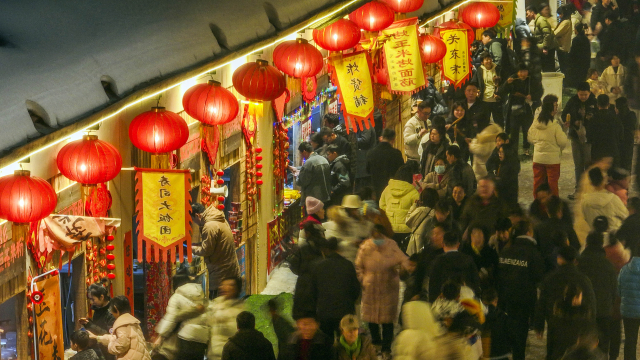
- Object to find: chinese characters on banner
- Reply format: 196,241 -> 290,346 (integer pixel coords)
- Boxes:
34,275 -> 64,360
491,1 -> 514,29
331,51 -> 375,133
441,29 -> 471,89
381,18 -> 426,95
123,232 -> 134,311
135,169 -> 192,263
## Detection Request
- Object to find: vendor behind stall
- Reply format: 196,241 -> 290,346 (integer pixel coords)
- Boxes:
80,282 -> 115,360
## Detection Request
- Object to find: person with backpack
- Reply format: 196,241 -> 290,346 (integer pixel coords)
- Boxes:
531,4 -> 558,72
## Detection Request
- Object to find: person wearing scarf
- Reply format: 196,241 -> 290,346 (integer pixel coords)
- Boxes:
334,315 -> 377,360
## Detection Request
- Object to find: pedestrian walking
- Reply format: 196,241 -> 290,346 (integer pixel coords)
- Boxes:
221,312 -> 276,360
207,277 -> 245,360
379,165 -> 420,251
366,128 -> 405,199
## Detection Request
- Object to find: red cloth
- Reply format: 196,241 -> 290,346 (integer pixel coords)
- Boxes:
533,163 -> 560,197
297,339 -> 312,360
300,215 -> 321,229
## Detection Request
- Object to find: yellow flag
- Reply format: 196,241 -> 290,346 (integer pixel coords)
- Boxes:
381,18 -> 426,94
441,29 -> 471,89
333,51 -> 375,132
492,0 -> 514,29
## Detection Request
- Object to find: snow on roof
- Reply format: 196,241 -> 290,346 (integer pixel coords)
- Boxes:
0,0 -> 345,153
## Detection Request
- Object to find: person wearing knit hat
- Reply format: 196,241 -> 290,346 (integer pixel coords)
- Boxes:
299,197 -> 325,245
306,197 -> 325,216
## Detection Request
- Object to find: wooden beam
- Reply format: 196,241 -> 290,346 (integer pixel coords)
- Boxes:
15,291 -> 29,360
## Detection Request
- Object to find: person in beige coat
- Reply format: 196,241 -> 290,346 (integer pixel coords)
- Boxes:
468,122 -> 502,179
90,296 -> 151,360
379,165 -> 420,252
555,6 -> 573,75
600,56 -> 626,104
405,188 -> 439,255
355,226 -> 409,357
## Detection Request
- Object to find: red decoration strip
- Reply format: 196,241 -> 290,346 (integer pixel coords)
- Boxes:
201,125 -> 220,166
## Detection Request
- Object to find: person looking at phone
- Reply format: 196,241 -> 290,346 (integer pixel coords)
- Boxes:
80,282 -> 116,360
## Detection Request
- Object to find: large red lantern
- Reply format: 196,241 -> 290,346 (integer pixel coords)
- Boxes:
129,107 -> 189,154
182,80 -> 239,126
461,2 -> 501,28
381,0 -> 424,13
435,20 -> 475,46
312,19 -> 362,52
273,39 -> 324,78
349,1 -> 395,32
419,35 -> 447,63
57,135 -> 122,185
0,170 -> 57,243
232,60 -> 286,102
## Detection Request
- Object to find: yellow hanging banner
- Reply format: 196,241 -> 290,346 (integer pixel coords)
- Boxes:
441,29 -> 471,89
332,51 -> 375,132
491,1 -> 514,29
34,275 -> 64,360
381,18 -> 426,95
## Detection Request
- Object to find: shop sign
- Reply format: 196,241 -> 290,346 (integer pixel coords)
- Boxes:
179,132 -> 201,161
135,168 -> 192,263
331,51 -> 375,133
223,132 -> 243,155
381,18 -> 426,95
0,222 -> 25,285
441,28 -> 471,89
491,0 -> 514,29
34,274 -> 64,360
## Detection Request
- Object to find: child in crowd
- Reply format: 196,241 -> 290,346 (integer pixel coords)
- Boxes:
481,288 -> 513,360
586,68 -> 607,96
432,281 -> 465,331
70,330 -> 101,360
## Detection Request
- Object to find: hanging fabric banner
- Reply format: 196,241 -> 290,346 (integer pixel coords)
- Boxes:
135,168 -> 192,263
201,125 -> 220,166
330,51 -> 375,133
123,232 -> 134,312
34,274 -> 64,360
441,28 -> 471,89
491,0 -> 515,29
381,17 -> 427,95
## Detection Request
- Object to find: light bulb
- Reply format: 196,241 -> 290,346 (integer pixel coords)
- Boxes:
370,16 -> 376,25
154,134 -> 160,143
332,34 -> 338,41
18,198 -> 24,207
80,164 -> 87,172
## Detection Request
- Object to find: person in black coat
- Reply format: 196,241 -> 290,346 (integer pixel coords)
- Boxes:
326,144 -> 351,208
599,12 -> 630,64
463,83 -> 492,137
588,94 -> 624,166
281,316 -> 333,360
290,223 -> 325,320
494,143 -> 520,206
577,233 -> 619,358
366,128 -> 404,199
428,231 -> 481,302
413,76 -> 449,116
496,220 -> 545,360
268,299 -> 296,360
80,284 -> 115,360
461,223 -> 499,289
412,222 -> 447,300
355,123 -> 377,191
568,24 -> 592,88
482,289 -> 515,359
222,312 -> 277,360
616,197 -> 640,251
615,97 -> 637,172
534,195 -> 581,272
486,132 -> 510,176
519,37 -> 542,84
591,0 -> 617,36
310,237 -> 361,340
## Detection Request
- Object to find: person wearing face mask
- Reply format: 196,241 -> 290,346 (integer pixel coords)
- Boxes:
421,157 -> 450,198
355,225 -> 411,359
419,126 -> 449,177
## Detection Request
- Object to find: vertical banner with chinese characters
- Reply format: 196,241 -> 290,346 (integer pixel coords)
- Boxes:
491,0 -> 514,29
441,29 -> 471,89
123,232 -> 134,311
330,51 -> 375,133
135,168 -> 192,263
34,275 -> 64,360
381,18 -> 426,95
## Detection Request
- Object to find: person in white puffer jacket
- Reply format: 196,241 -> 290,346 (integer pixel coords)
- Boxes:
468,122 -> 502,179
154,268 -> 209,360
207,277 -> 245,360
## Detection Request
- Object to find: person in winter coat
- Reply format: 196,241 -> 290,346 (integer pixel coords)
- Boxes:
412,223 -> 448,301
486,132 -> 510,176
450,184 -> 467,222
561,82 -> 597,198
281,316 -> 333,360
419,126 -> 450,177
468,121 -> 502,179
582,167 -> 629,231
191,203 -> 241,299
528,94 -> 568,197
460,177 -> 510,235
366,128 -> 405,199
618,248 -> 640,360
591,0 -> 617,35
326,144 -> 351,208
90,296 -> 151,360
519,37 -> 543,84
534,196 -> 581,272
617,197 -> 640,251
471,50 -> 504,127
428,232 -> 481,302
532,7 -> 558,72
481,289 -> 515,360
555,6 -> 574,75
420,157 -> 450,197
355,121 -> 377,191
497,220 -> 545,360
392,301 -> 443,360
81,284 -> 116,360
291,142 -> 331,204
599,13 -> 631,66
310,237 -> 361,340
568,24 -> 591,88
600,55 -> 626,105
615,97 -> 637,172
268,298 -> 295,360
291,223 -> 325,319
322,127 -> 352,163
413,77 -> 450,117
460,222 -> 499,288
589,95 -> 624,166
71,330 -> 101,360
513,18 -> 532,56
445,145 -> 476,198
463,83 -> 492,138
333,315 -> 378,360
207,277 -> 245,360
445,101 -> 470,162
379,165 -> 420,249
325,196 -> 374,262
355,226 -> 410,356
404,100 -> 433,163
154,269 -> 209,360
222,312 -> 275,360
298,197 -> 324,245
577,232 -> 619,358
494,143 -> 521,205
405,188 -> 439,255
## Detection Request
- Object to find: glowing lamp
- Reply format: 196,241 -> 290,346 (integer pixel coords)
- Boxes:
182,80 -> 239,126
273,39 -> 324,78
57,135 -> 122,185
129,107 -> 189,154
349,1 -> 395,32
381,0 -> 424,13
461,2 -> 501,28
232,60 -> 286,101
419,35 -> 447,63
312,19 -> 362,51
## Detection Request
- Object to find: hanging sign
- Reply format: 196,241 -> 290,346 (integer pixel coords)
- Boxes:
441,28 -> 471,89
331,51 -> 375,133
491,1 -> 514,29
381,18 -> 426,95
135,168 -> 192,263
123,232 -> 134,311
34,275 -> 64,360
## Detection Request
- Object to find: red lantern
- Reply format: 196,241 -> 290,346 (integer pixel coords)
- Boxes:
256,148 -> 263,153
216,170 -> 225,176
129,107 -> 189,154
107,273 -> 116,279
217,204 -> 225,210
312,19 -> 362,51
217,196 -> 225,202
256,156 -> 263,161
216,179 -> 225,185
106,245 -> 115,251
182,80 -> 239,126
232,60 -> 286,101
435,20 -> 474,46
349,1 -> 395,32
107,235 -> 114,241
107,264 -> 116,270
381,0 -> 424,13
257,179 -> 264,185
0,170 -> 56,224
273,39 -> 324,78
419,35 -> 447,63
256,172 -> 263,177
461,2 -> 501,28
106,254 -> 115,260
57,135 -> 122,185
256,164 -> 263,169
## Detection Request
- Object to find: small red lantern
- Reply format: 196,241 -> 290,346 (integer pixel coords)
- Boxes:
107,235 -> 114,241
273,39 -> 324,78
257,179 -> 264,185
312,19 -> 362,52
216,170 -> 225,176
461,2 -> 501,28
216,179 -> 225,185
381,0 -> 424,13
107,254 -> 115,261
349,1 -> 395,32
256,155 -> 263,161
107,264 -> 116,270
182,80 -> 239,126
129,107 -> 189,154
419,35 -> 447,63
232,60 -> 286,101
31,291 -> 43,304
217,196 -> 225,202
256,172 -> 263,177
256,164 -> 263,169
57,135 -> 122,185
0,170 -> 56,225
217,204 -> 225,210
107,273 -> 116,280
106,245 -> 115,251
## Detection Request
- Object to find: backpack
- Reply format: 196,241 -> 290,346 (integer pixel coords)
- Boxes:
490,38 -> 518,79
